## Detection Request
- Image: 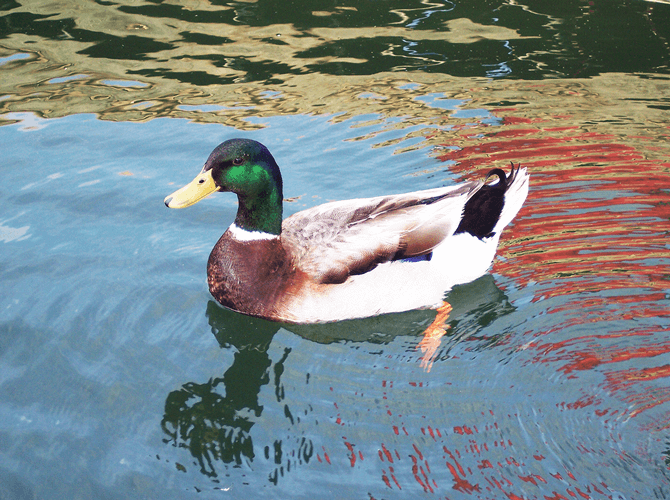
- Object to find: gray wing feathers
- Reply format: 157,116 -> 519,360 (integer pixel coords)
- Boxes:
281,181 -> 482,284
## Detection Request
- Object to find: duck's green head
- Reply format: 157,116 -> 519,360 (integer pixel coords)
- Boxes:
164,138 -> 284,234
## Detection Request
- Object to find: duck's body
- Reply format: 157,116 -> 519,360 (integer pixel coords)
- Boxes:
165,139 -> 529,324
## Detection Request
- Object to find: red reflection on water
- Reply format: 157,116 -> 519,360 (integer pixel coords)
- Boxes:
315,110 -> 669,498
413,109 -> 669,495
448,113 -> 670,396
361,390 -> 617,498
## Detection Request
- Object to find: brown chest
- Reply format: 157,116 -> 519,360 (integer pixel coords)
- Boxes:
206,234 -> 300,319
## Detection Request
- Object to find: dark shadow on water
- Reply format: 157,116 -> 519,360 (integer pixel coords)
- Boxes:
161,310 -> 280,477
0,467 -> 34,500
160,274 -> 515,481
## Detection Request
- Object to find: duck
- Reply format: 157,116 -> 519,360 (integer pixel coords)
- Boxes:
164,138 -> 529,324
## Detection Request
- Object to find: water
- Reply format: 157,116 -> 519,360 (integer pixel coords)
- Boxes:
2,1 -> 670,499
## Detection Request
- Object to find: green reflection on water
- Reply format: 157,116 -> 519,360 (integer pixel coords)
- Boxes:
8,0 -> 660,80
1,0 -> 669,126
161,315 -> 275,475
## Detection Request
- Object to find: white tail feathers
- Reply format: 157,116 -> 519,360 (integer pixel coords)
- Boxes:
494,166 -> 530,235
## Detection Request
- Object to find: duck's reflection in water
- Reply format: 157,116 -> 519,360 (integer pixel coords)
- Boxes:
160,274 -> 514,480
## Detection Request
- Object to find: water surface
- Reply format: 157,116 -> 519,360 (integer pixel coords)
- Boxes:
1,1 -> 670,499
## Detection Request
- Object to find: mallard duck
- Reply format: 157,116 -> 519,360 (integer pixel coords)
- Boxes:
165,138 -> 529,324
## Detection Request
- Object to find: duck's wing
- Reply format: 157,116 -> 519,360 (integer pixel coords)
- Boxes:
281,181 -> 482,284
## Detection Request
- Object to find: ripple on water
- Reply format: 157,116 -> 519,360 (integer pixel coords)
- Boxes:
1,70 -> 670,498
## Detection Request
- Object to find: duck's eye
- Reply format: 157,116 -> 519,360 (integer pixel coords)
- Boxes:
233,157 -> 245,166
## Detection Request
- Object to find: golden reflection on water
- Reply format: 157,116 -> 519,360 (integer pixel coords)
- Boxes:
0,0 -> 534,86
1,0 -> 667,134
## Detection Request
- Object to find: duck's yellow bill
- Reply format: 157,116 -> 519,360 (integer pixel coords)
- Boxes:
164,169 -> 218,209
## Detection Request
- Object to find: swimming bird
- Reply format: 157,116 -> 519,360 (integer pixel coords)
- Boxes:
164,138 -> 529,324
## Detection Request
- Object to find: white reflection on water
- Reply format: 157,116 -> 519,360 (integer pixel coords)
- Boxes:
0,222 -> 30,243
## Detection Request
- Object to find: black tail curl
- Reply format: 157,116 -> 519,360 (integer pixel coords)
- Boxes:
454,162 -> 520,239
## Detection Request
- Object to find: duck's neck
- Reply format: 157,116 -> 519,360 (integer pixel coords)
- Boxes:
234,187 -> 283,236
